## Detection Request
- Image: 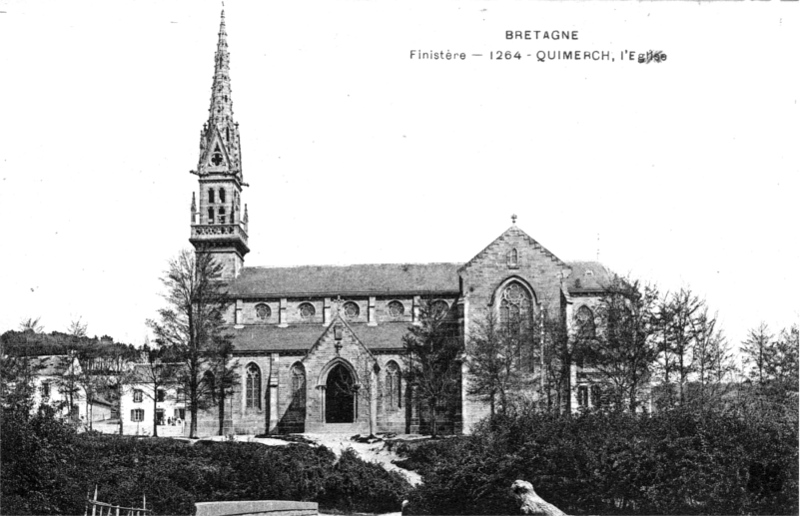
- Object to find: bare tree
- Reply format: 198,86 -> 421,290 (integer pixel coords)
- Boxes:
741,322 -> 773,386
140,345 -> 180,438
690,308 -> 734,409
19,317 -> 44,333
148,250 -> 231,438
206,338 -> 239,436
581,277 -> 660,412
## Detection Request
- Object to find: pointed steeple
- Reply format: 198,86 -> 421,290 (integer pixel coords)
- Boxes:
190,8 -> 249,280
197,8 -> 243,182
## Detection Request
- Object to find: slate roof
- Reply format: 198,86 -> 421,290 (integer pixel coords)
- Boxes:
36,355 -> 72,376
230,322 -> 411,352
228,263 -> 462,298
565,261 -> 614,294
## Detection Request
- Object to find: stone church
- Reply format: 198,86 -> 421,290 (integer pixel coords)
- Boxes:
188,11 -> 610,436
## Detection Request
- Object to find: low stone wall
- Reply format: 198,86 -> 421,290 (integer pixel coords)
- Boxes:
195,500 -> 318,516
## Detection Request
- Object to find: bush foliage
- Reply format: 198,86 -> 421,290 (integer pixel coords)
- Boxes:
1,406 -> 410,516
402,407 -> 798,516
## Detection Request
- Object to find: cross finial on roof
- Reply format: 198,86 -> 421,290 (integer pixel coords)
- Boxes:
511,214 -> 518,225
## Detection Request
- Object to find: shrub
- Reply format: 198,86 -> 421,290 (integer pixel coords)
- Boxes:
2,406 -> 412,516
404,408 -> 798,515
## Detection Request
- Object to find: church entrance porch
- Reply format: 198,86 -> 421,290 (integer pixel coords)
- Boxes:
325,364 -> 356,423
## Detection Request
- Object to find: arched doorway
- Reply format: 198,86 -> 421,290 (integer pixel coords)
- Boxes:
325,364 -> 355,423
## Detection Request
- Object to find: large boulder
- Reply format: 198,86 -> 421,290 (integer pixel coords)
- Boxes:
510,480 -> 566,516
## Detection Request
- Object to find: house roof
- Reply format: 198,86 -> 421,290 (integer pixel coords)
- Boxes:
230,321 -> 411,352
228,263 -> 462,298
565,261 -> 614,294
34,355 -> 73,376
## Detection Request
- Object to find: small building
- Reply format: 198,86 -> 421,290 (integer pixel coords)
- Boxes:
119,364 -> 187,436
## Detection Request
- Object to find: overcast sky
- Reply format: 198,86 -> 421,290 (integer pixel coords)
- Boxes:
0,0 -> 798,352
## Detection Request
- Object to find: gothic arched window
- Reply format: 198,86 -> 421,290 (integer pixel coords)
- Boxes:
208,188 -> 214,203
385,361 -> 401,409
507,248 -> 519,268
576,305 -> 596,339
218,206 -> 225,224
291,364 -> 306,407
219,188 -> 226,203
208,207 -> 214,224
202,371 -> 216,404
499,281 -> 533,330
246,363 -> 261,409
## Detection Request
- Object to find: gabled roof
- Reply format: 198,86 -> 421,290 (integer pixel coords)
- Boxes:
229,321 -> 411,352
565,261 -> 614,294
460,226 -> 568,272
34,355 -> 75,377
228,263 -> 462,298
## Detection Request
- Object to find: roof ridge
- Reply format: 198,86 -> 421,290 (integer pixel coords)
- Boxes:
241,261 -> 463,271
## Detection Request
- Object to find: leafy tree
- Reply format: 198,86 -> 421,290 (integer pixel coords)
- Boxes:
403,299 -> 462,437
148,249 -> 231,438
581,277 -> 659,412
0,332 -> 43,412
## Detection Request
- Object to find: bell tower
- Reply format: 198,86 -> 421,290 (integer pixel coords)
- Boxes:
189,9 -> 249,280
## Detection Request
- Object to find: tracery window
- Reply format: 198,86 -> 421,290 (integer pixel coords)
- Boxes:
299,303 -> 316,322
388,300 -> 405,318
343,301 -> 360,320
576,305 -> 596,339
385,361 -> 402,409
499,281 -> 533,330
255,303 -> 271,321
291,364 -> 306,407
246,363 -> 261,409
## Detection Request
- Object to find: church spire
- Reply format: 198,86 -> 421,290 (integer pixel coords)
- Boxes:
197,8 -> 243,182
190,8 -> 249,280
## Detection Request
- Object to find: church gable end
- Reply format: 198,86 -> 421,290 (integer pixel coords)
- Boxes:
461,226 -> 570,317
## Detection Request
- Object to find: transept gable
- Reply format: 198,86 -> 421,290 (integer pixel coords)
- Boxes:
460,225 -> 569,274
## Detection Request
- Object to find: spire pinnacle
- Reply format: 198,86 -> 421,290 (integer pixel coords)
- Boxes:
196,8 -> 243,181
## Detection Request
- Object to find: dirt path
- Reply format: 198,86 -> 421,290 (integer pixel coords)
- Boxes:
198,433 -> 423,487
301,433 -> 423,487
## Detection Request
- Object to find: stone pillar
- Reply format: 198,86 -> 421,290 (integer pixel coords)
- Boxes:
367,296 -> 377,326
323,297 -> 331,325
279,298 -> 288,328
269,353 -> 280,433
370,367 -> 378,435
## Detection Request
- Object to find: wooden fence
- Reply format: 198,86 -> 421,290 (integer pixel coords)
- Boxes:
85,486 -> 151,516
